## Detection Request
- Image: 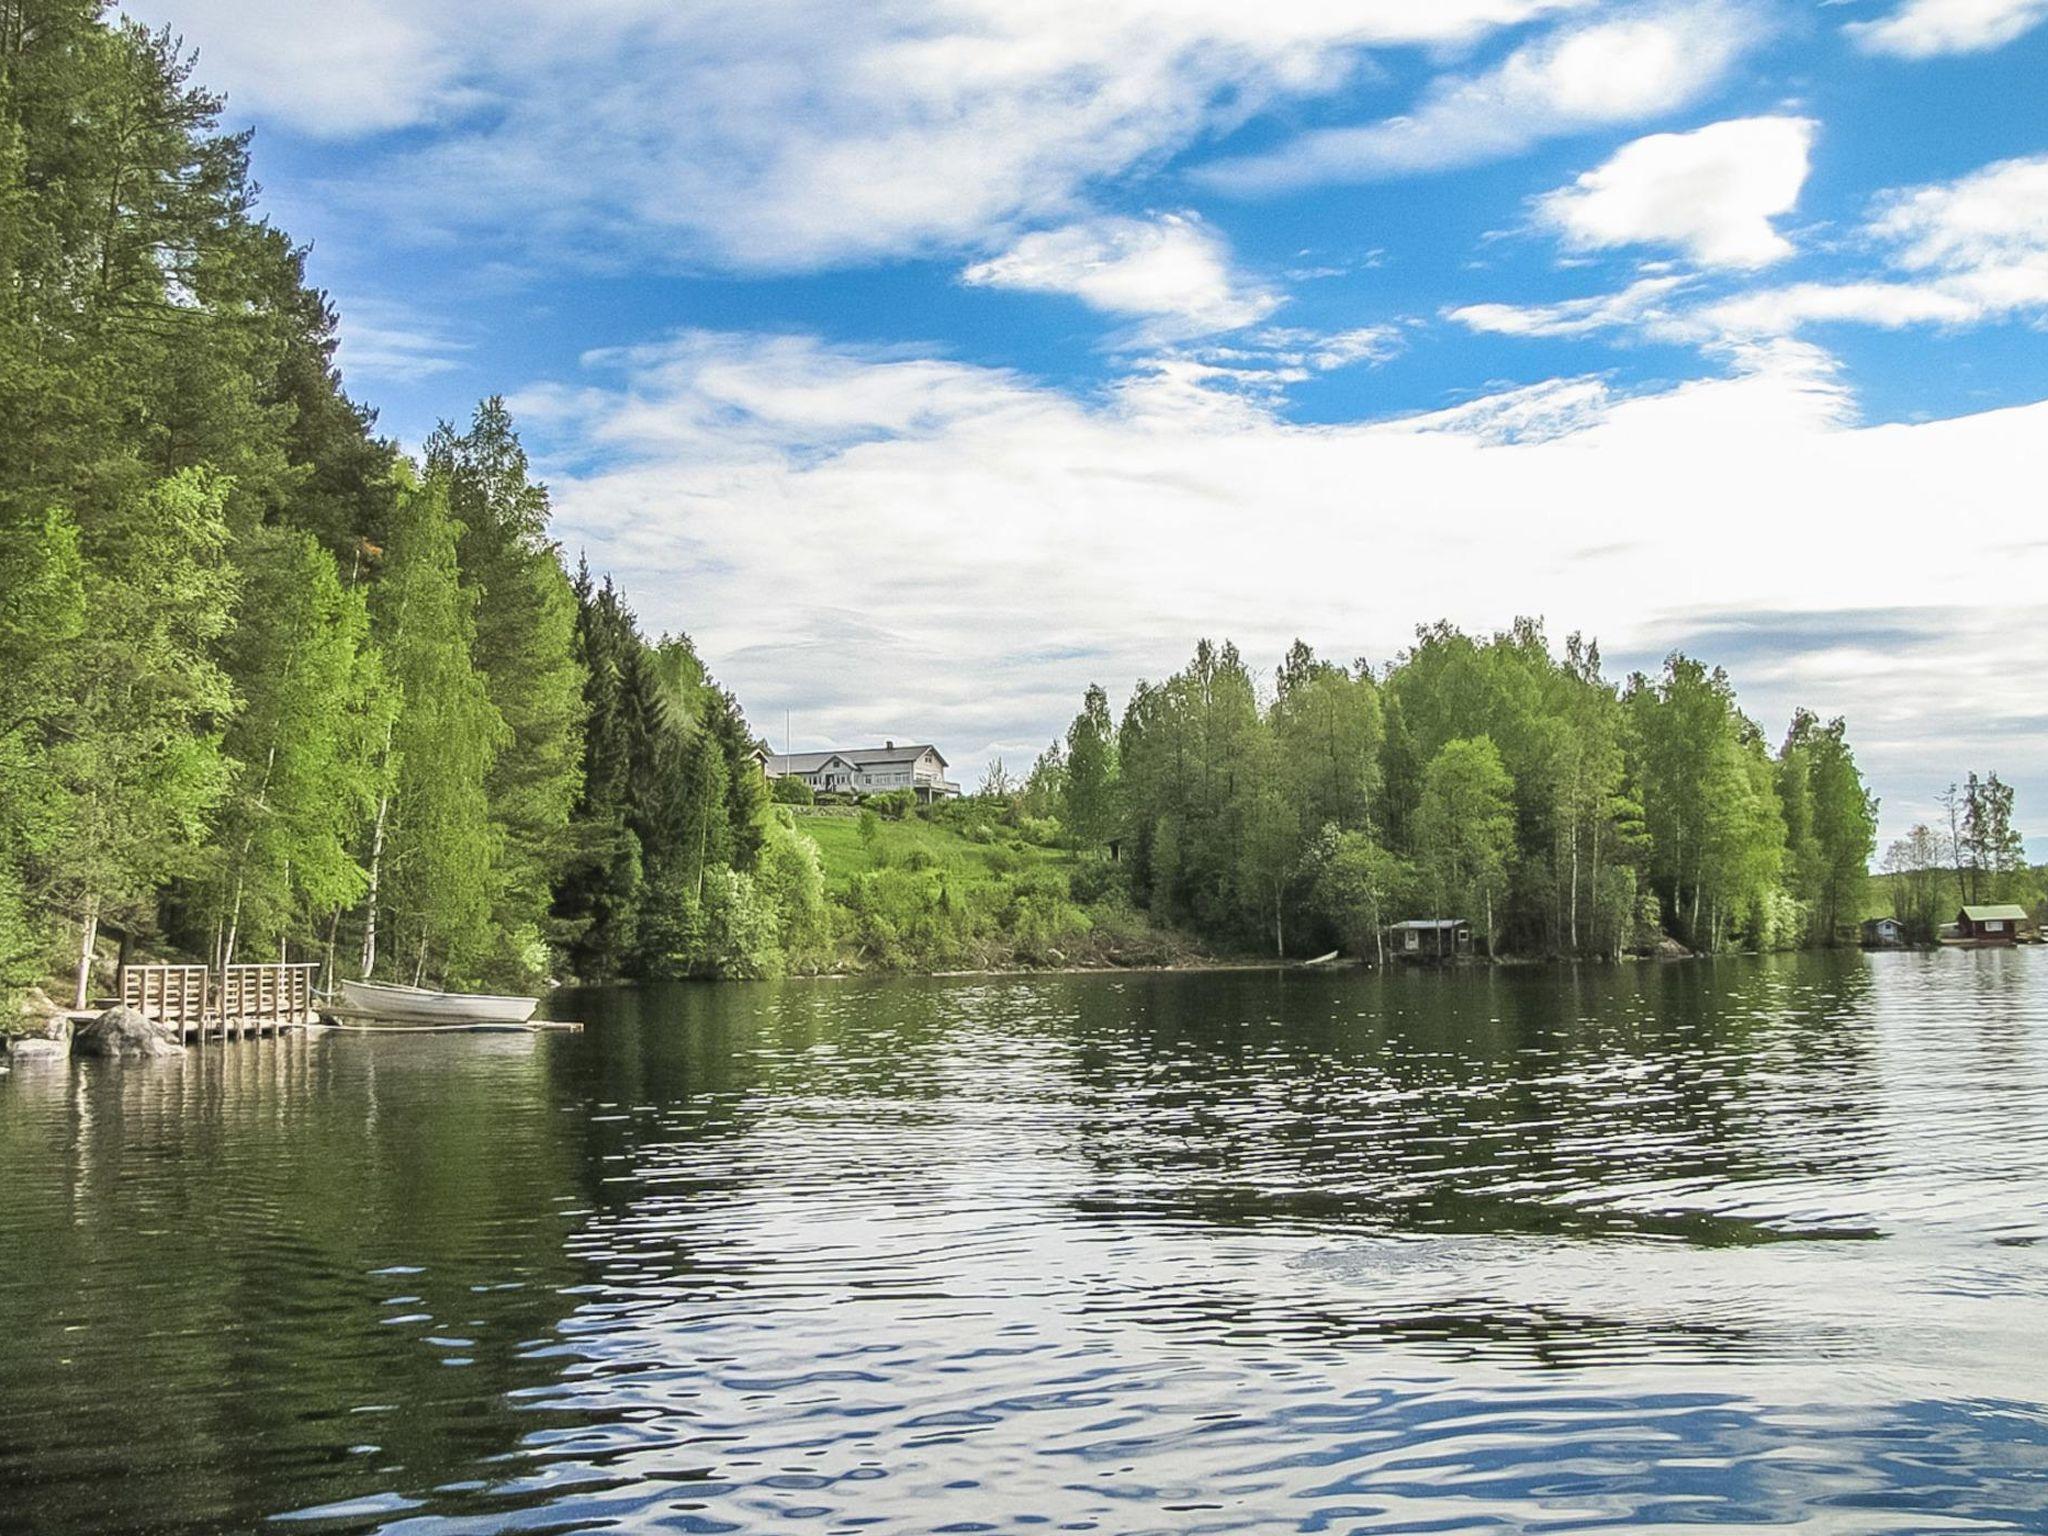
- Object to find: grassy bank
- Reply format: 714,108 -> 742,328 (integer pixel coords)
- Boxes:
786,805 -> 1202,973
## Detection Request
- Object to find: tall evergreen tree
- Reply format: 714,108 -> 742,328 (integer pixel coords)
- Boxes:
425,401 -> 585,982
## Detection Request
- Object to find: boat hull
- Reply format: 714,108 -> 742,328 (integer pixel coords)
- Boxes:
337,979 -> 539,1027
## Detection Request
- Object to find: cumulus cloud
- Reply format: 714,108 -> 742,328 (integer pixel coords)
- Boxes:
1196,3 -> 1763,194
515,328 -> 2047,837
1534,117 -> 1817,268
1706,152 -> 2048,335
1452,151 -> 2048,344
961,214 -> 1280,338
1848,0 -> 2048,57
131,0 -> 1581,270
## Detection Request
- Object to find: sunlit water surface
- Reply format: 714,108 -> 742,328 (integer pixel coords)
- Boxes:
3,953 -> 2047,1534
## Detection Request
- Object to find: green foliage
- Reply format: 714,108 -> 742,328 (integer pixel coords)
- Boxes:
1305,826 -> 1407,963
202,528 -> 388,966
771,774 -> 815,805
427,401 -> 586,983
756,816 -> 832,971
0,504 -> 85,998
1881,825 -> 1948,941
1413,737 -> 1516,944
1062,683 -> 1123,853
1778,710 -> 1877,944
1626,655 -> 1787,951
367,478 -> 507,982
1961,772 -> 2028,902
51,471 -> 241,1000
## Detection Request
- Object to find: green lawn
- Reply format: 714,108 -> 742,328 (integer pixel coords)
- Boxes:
787,806 -> 1074,894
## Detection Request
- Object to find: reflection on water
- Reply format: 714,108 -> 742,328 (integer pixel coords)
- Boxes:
3,952 -> 2046,1533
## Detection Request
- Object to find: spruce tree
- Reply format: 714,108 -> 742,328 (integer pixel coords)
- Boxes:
426,401 -> 585,983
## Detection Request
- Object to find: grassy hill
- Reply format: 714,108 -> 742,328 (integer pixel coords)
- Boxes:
793,805 -> 1069,890
783,804 -> 1200,972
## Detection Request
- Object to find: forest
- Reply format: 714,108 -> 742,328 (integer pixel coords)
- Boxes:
1016,629 -> 1892,963
1,3 -> 2007,1012
0,6 -> 796,1004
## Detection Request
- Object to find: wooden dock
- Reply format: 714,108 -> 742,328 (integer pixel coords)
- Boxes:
100,963 -> 583,1042
118,961 -> 318,1042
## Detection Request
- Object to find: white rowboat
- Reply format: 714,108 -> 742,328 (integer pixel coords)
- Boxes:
337,979 -> 539,1028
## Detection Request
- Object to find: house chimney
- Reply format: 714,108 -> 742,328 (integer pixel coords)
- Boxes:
886,739 -> 894,750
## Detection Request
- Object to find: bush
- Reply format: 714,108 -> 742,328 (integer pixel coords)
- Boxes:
869,789 -> 916,820
1068,857 -> 1124,905
903,848 -> 938,872
770,775 -> 814,805
981,845 -> 1022,875
757,819 -> 832,971
695,867 -> 780,978
1016,815 -> 1062,847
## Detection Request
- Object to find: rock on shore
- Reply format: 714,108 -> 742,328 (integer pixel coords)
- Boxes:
73,1005 -> 184,1059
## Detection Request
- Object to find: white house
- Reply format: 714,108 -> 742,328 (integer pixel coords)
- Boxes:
765,741 -> 961,800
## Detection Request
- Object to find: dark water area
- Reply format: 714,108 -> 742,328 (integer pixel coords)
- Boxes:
3,953 -> 2047,1534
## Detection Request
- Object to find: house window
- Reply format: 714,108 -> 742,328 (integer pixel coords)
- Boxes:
1987,920 -> 2004,933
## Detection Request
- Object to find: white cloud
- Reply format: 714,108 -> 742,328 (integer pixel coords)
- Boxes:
333,298 -> 470,385
961,214 -> 1280,338
1453,151 -> 2048,344
519,328 -> 2048,838
1872,153 -> 2048,272
1197,3 -> 1763,194
127,0 -> 461,135
1447,275 -> 1695,337
131,0 -> 1582,270
1708,153 -> 2048,335
1848,0 -> 2048,57
1534,117 -> 1817,268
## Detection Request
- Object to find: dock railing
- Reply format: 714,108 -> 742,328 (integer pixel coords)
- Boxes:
117,961 -> 320,1040
119,963 -> 210,1033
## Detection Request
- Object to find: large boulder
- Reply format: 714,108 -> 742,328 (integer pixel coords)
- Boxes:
6,1035 -> 69,1059
73,1005 -> 184,1059
15,987 -> 69,1038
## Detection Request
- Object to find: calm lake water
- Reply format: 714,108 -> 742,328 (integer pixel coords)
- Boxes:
4,953 -> 2047,1534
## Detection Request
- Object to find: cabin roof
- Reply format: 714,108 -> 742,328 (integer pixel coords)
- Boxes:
766,743 -> 946,774
766,751 -> 860,775
1960,904 -> 2030,921
1390,918 -> 1469,931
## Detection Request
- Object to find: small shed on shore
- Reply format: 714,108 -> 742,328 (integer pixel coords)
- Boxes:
1956,904 -> 2031,944
1389,918 -> 1472,961
1861,916 -> 1906,948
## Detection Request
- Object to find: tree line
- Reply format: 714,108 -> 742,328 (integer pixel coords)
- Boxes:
1880,773 -> 2037,942
0,5 -> 831,1005
1020,623 -> 1884,959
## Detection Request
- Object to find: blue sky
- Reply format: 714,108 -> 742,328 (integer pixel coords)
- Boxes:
131,0 -> 2048,850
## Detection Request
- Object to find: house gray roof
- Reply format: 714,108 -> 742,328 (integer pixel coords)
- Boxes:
765,743 -> 948,775
1390,918 -> 1469,931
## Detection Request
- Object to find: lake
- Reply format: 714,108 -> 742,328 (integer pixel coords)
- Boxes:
3,953 -> 2046,1534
